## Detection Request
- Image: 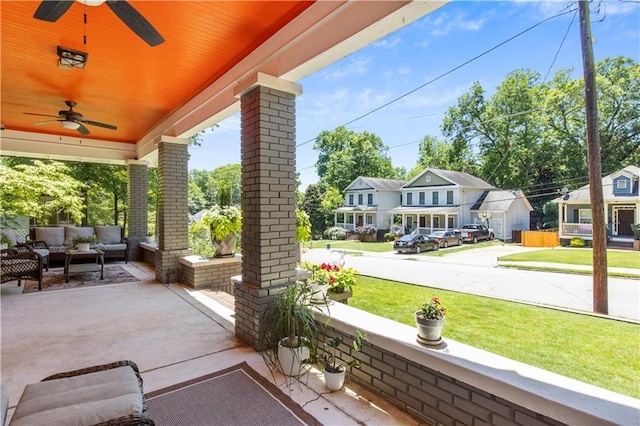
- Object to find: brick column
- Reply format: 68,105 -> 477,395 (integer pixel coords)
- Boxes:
156,136 -> 192,283
234,73 -> 302,349
127,160 -> 148,261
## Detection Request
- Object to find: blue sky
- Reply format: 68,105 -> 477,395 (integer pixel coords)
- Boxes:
188,0 -> 639,190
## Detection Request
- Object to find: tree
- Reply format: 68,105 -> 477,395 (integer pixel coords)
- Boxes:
301,184 -> 325,238
319,186 -> 345,231
189,164 -> 241,209
409,135 -> 454,179
0,159 -> 85,225
314,126 -> 397,192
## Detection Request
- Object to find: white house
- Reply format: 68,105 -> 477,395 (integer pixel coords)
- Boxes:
333,177 -> 406,231
553,165 -> 640,242
334,168 -> 533,241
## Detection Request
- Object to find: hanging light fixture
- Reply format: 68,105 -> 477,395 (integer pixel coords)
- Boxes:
61,120 -> 81,130
76,0 -> 106,6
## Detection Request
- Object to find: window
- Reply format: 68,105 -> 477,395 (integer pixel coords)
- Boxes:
448,217 -> 454,228
407,193 -> 413,205
616,180 -> 628,189
425,175 -> 431,183
446,191 -> 453,205
419,192 -> 425,205
358,194 -> 363,205
433,217 -> 440,228
367,193 -> 373,205
432,191 -> 439,205
579,209 -> 592,224
348,194 -> 354,205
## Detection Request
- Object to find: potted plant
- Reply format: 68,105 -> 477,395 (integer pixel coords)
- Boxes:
72,235 -> 97,252
631,224 -> 640,240
355,224 -> 377,242
1,233 -> 14,250
201,186 -> 242,257
415,297 -> 446,345
262,281 -> 327,377
322,330 -> 367,391
144,231 -> 154,243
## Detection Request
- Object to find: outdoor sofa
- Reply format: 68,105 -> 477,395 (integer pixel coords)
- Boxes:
29,226 -> 130,264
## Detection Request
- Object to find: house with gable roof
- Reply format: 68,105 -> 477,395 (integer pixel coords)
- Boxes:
335,168 -> 532,241
553,165 -> 640,243
333,177 -> 406,231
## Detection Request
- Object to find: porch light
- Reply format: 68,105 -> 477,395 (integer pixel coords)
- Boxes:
61,120 -> 81,130
57,46 -> 88,69
77,0 -> 106,5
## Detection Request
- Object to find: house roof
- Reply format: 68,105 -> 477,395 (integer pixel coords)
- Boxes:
404,167 -> 496,189
0,1 -> 447,166
344,177 -> 407,192
389,206 -> 460,215
471,190 -> 533,212
335,205 -> 378,213
553,165 -> 640,203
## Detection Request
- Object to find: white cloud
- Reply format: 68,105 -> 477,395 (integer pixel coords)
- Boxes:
420,11 -> 489,37
320,56 -> 370,80
398,66 -> 411,76
373,36 -> 402,49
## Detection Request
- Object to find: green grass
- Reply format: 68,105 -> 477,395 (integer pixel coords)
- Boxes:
499,248 -> 640,269
500,264 -> 640,279
349,275 -> 640,398
304,239 -> 394,253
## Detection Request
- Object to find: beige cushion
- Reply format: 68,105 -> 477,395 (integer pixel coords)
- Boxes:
34,228 -> 64,246
63,227 -> 95,246
94,226 -> 122,245
10,366 -> 144,426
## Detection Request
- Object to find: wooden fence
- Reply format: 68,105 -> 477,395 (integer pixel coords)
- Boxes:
521,230 -> 559,247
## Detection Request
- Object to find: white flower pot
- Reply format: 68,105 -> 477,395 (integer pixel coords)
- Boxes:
309,281 -> 329,303
278,341 -> 310,377
77,243 -> 91,252
323,367 -> 346,391
212,233 -> 237,257
415,313 -> 445,345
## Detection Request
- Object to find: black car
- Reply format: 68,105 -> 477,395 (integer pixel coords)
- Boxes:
393,234 -> 439,254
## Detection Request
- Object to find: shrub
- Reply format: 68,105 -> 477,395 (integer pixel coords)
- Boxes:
323,227 -> 347,240
569,236 -> 586,247
384,232 -> 395,242
355,225 -> 377,236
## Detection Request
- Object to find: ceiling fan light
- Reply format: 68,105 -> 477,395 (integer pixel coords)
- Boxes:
77,0 -> 106,6
61,120 -> 81,130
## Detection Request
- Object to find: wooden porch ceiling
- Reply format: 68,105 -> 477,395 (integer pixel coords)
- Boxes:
0,1 -> 447,165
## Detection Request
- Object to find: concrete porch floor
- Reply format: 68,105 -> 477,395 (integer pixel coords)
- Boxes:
1,261 -> 422,425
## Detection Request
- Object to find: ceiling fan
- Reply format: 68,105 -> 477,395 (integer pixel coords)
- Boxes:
33,0 -> 164,47
24,100 -> 117,135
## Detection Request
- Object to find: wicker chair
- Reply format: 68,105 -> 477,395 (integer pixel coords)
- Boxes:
9,360 -> 155,426
0,248 -> 43,291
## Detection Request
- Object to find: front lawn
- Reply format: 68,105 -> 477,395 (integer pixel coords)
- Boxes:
499,248 -> 640,269
349,275 -> 640,399
304,239 -> 393,253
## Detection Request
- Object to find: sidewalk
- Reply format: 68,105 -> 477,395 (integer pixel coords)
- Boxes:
302,245 -> 640,321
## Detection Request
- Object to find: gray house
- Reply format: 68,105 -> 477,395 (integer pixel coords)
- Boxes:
553,165 -> 640,242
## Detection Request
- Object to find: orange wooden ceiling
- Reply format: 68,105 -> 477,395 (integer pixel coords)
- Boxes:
0,1 -> 312,143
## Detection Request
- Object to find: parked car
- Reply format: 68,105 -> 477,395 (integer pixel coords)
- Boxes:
460,224 -> 494,243
393,234 -> 439,254
428,230 -> 462,248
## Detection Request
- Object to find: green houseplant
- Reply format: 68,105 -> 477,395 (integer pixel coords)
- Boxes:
201,186 -> 242,257
72,235 -> 97,252
631,223 -> 640,240
415,297 -> 446,345
261,281 -> 327,377
322,331 -> 367,391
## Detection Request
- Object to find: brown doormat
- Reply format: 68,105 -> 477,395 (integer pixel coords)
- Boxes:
146,362 -> 322,426
23,265 -> 140,293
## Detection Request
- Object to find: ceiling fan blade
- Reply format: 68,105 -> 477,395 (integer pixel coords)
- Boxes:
76,123 -> 91,135
106,1 -> 164,46
24,112 -> 63,119
33,1 -> 74,22
82,120 -> 117,130
33,119 -> 62,126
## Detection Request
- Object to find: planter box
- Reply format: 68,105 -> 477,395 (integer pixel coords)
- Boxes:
633,240 -> 640,251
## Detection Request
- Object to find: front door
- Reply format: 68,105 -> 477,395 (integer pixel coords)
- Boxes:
617,209 -> 634,236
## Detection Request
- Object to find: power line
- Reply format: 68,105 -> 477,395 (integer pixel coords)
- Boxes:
296,7 -> 576,149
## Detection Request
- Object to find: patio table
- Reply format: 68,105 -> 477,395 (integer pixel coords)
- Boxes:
64,248 -> 104,283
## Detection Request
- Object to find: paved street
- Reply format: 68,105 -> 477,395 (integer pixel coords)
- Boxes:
302,245 -> 640,321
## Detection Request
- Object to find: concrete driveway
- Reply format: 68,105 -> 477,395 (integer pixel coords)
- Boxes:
302,245 -> 640,321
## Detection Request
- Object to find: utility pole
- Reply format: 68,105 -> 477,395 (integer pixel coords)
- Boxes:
579,0 -> 608,314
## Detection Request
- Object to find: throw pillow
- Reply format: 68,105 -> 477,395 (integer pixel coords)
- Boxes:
94,226 -> 122,245
35,227 -> 65,246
